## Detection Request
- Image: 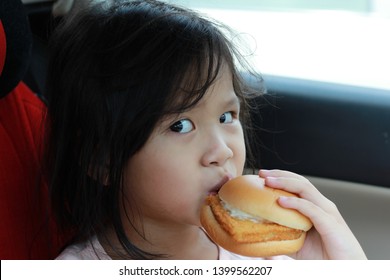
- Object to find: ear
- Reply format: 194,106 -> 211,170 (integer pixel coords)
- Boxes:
87,164 -> 110,186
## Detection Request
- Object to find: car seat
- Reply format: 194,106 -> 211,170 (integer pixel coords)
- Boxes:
0,0 -> 70,259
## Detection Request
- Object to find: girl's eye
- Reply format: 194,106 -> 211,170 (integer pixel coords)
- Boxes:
170,119 -> 194,134
220,111 -> 234,124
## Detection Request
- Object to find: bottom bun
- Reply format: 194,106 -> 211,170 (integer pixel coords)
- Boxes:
201,204 -> 306,257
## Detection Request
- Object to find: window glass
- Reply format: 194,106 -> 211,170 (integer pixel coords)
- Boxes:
168,0 -> 390,90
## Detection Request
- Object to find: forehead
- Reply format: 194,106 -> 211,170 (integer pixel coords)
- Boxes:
166,62 -> 236,113
196,68 -> 238,108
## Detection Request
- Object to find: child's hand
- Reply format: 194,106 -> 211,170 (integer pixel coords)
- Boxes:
259,169 -> 367,260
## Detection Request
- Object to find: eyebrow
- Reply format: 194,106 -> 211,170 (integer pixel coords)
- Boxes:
224,95 -> 240,108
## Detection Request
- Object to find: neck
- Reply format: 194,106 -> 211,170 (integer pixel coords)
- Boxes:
100,222 -> 218,260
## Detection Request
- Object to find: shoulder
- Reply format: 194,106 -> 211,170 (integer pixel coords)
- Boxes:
56,236 -> 111,260
218,246 -> 263,260
218,246 -> 292,260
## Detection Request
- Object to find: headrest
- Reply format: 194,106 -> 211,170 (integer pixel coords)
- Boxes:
0,0 -> 32,98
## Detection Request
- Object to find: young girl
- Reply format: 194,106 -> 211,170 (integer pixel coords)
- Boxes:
44,0 -> 366,260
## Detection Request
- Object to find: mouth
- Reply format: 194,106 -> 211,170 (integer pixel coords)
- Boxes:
208,175 -> 231,195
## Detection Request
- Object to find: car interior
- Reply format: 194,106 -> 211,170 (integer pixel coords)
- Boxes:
0,0 -> 71,260
1,0 -> 389,260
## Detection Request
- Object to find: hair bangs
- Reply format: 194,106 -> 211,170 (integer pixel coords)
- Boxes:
161,29 -> 233,117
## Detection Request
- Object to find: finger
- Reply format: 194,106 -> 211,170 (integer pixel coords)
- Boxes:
259,169 -> 307,181
279,195 -> 366,259
265,174 -> 338,215
278,195 -> 344,233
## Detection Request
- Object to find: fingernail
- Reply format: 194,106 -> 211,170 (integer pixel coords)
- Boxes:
278,196 -> 288,202
278,196 -> 290,206
259,169 -> 270,176
266,176 -> 278,182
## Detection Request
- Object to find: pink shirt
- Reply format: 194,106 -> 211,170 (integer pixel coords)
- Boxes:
57,235 -> 290,260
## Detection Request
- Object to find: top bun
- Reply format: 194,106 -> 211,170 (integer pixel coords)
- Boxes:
219,175 -> 312,231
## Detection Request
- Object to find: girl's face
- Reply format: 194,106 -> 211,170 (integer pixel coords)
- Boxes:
123,68 -> 246,230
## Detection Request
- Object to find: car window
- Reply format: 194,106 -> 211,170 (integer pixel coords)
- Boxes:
169,0 -> 390,91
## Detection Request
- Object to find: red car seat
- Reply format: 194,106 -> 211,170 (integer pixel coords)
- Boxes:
0,0 -> 70,259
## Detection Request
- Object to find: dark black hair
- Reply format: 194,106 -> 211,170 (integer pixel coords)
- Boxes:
45,0 -> 264,259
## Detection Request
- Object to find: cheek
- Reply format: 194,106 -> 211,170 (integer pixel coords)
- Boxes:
232,125 -> 247,173
237,140 -> 246,168
123,147 -> 197,216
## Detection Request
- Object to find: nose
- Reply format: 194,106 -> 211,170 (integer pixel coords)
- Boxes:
201,130 -> 234,167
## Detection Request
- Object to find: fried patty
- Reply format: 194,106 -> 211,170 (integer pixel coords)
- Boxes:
206,195 -> 303,243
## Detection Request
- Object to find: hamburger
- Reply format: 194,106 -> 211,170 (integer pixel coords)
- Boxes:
200,175 -> 313,257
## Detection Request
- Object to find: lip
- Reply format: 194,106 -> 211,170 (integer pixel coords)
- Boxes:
208,175 -> 232,195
